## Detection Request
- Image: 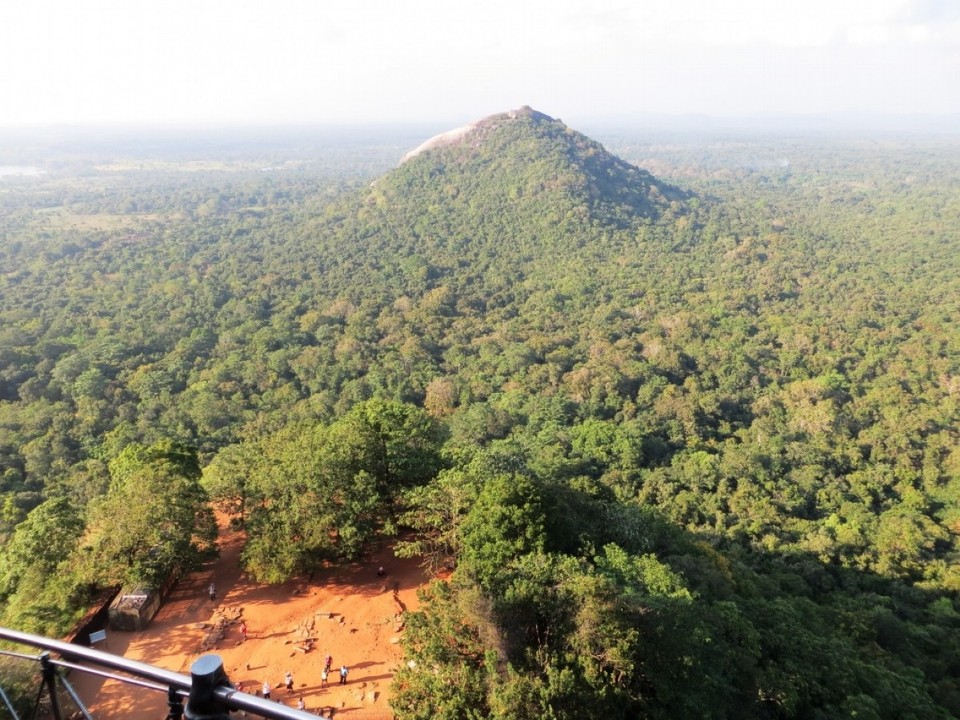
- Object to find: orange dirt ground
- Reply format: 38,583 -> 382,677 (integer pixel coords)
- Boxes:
71,515 -> 430,719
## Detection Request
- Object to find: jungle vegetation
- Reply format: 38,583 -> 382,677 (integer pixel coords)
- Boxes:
0,109 -> 958,717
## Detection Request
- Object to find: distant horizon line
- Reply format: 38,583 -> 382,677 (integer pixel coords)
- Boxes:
0,108 -> 960,136
1,109 -> 959,132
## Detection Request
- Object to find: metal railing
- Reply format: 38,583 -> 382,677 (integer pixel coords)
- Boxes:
0,627 -> 323,720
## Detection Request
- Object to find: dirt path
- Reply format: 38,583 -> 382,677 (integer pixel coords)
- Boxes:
72,517 -> 427,719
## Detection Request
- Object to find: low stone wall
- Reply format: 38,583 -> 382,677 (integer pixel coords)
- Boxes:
64,587 -> 120,645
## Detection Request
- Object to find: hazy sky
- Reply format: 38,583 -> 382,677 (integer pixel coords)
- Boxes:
2,0 -> 958,127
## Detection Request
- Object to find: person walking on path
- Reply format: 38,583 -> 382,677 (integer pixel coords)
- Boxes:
320,667 -> 328,687
240,620 -> 247,641
339,666 -> 348,685
208,582 -> 216,602
261,681 -> 271,700
285,671 -> 294,692
297,697 -> 305,711
324,654 -> 332,672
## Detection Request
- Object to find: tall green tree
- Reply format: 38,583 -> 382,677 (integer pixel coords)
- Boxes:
234,400 -> 445,581
0,496 -> 90,635
81,441 -> 216,589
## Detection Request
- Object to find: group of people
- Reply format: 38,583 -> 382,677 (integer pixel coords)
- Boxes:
255,655 -> 349,711
324,654 -> 350,685
258,670 -> 295,701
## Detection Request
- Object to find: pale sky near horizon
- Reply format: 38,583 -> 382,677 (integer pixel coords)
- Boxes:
1,0 -> 958,128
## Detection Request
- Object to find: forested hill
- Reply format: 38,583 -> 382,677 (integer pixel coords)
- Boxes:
293,106 -> 693,307
388,105 -> 689,225
0,112 -> 959,717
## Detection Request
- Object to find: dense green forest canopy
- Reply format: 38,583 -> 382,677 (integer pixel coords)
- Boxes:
0,110 -> 959,717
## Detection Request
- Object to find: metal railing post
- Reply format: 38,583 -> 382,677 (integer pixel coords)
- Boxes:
57,674 -> 94,720
42,653 -> 63,720
166,685 -> 185,720
184,655 -> 233,720
0,684 -> 21,720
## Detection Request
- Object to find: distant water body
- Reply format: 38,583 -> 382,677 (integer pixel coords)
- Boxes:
0,166 -> 45,177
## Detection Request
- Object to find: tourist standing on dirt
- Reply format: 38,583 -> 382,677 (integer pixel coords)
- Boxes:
297,697 -> 305,711
320,667 -> 328,687
240,620 -> 247,641
339,665 -> 348,685
262,681 -> 271,700
324,654 -> 332,672
285,671 -> 294,692
208,582 -> 216,601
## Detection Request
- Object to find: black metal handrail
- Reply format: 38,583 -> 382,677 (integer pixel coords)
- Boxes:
0,627 -> 322,720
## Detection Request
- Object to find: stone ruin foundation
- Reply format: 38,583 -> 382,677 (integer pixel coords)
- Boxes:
108,589 -> 161,631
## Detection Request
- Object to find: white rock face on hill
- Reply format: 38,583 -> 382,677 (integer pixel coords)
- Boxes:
398,106 -> 554,165
398,123 -> 479,165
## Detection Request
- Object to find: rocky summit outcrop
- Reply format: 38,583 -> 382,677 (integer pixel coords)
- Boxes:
399,106 -> 556,164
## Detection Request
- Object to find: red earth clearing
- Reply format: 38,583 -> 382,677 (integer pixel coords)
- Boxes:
72,514 -> 431,719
